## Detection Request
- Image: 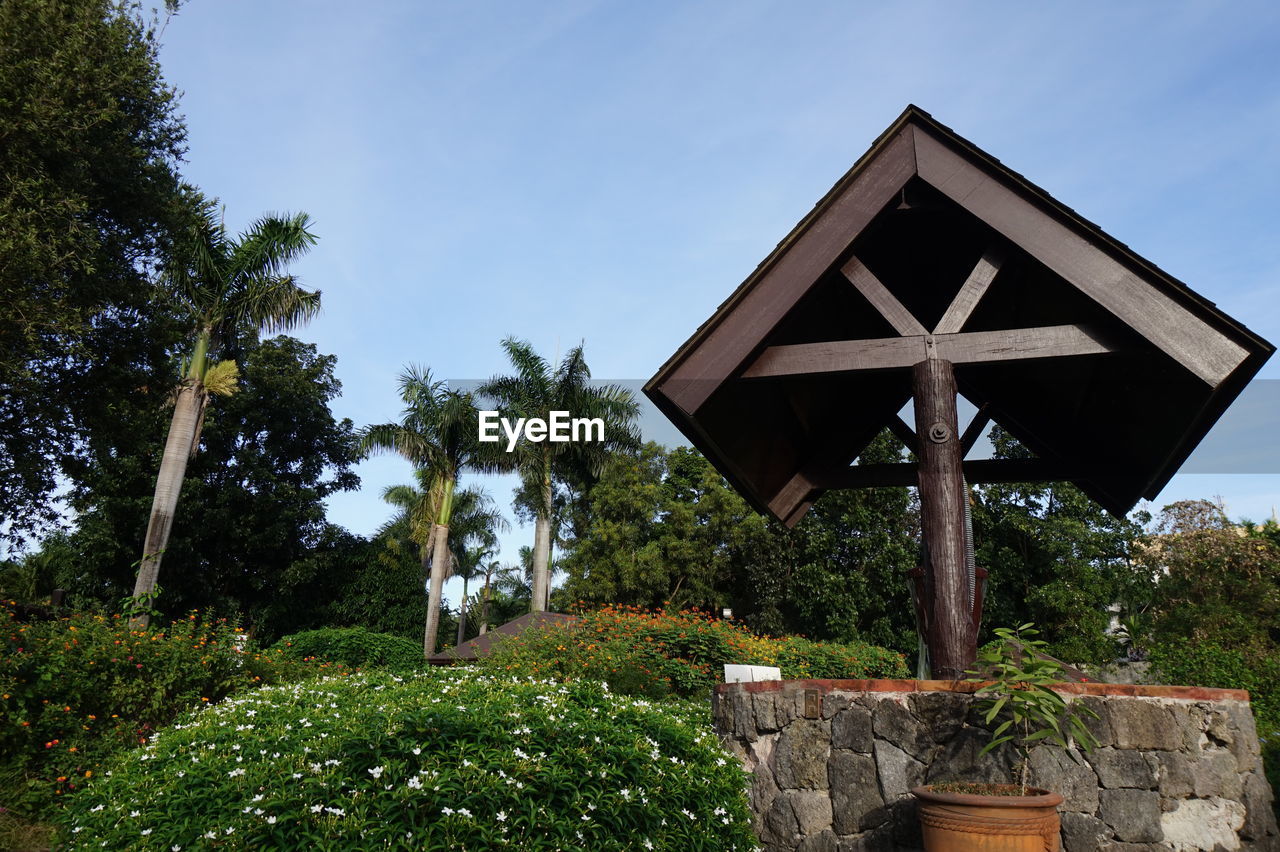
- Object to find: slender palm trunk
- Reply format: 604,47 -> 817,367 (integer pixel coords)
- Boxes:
530,465 -> 553,613
422,476 -> 455,657
424,523 -> 449,656
133,379 -> 204,628
455,576 -> 469,647
480,568 -> 492,635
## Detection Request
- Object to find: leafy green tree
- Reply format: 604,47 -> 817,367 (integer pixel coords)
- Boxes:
971,426 -> 1149,664
48,336 -> 359,630
359,368 -> 488,655
559,443 -> 767,612
1143,499 -> 1280,654
479,338 -> 639,613
559,434 -> 920,652
0,0 -> 193,545
132,202 -> 320,624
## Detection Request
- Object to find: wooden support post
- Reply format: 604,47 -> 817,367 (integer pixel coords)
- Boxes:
912,351 -> 975,679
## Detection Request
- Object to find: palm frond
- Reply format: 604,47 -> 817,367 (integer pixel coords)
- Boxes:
236,274 -> 323,333
226,212 -> 318,281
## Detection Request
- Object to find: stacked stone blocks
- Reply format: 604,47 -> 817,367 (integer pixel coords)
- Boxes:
713,680 -> 1278,851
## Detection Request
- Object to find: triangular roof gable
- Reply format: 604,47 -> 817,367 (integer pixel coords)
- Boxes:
645,106 -> 1272,525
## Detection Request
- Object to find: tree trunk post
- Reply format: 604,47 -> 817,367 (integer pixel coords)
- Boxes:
912,352 -> 975,679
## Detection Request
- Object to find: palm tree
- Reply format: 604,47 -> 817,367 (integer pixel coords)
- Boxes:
132,202 -> 319,625
445,489 -> 507,646
450,541 -> 493,646
377,477 -> 507,649
359,367 -> 487,655
479,338 -> 639,612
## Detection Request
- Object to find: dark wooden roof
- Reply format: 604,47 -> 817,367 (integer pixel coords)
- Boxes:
427,611 -> 577,665
645,105 -> 1272,524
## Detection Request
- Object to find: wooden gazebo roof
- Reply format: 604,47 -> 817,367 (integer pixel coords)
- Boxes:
645,106 -> 1272,525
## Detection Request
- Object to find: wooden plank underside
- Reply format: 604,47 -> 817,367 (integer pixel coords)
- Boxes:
933,249 -> 1004,334
811,458 -> 1111,489
663,129 -> 919,416
743,324 -> 1116,378
912,125 -> 1248,387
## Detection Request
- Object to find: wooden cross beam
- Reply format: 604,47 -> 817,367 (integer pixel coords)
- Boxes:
809,457 -> 1111,489
742,324 -> 1118,378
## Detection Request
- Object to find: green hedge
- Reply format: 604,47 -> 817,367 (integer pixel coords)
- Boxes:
477,605 -> 908,698
60,669 -> 756,851
0,604 -> 343,819
271,627 -> 424,672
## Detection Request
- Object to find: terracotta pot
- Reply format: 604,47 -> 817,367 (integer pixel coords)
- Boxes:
911,785 -> 1063,851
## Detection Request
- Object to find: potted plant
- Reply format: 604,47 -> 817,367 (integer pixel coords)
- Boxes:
912,623 -> 1099,851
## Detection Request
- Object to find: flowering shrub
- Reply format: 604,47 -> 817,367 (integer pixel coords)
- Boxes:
60,669 -> 757,850
0,603 -> 347,817
478,605 -> 908,697
271,627 -> 425,672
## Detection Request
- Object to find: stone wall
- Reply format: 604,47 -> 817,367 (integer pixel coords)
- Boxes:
712,679 -> 1279,851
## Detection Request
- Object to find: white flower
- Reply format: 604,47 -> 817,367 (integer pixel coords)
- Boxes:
129,811 -> 140,818
252,794 -> 263,802
407,776 -> 423,789
496,811 -> 507,822
141,829 -> 152,836
203,831 -> 216,839
266,816 -> 277,825
368,766 -> 384,779
228,768 -> 245,777
225,827 -> 235,835
324,807 -> 345,817
172,846 -> 182,851
90,804 -> 104,812
458,807 -> 472,818
412,747 -> 421,755
442,807 -> 454,816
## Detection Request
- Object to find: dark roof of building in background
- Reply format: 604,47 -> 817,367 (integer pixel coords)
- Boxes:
427,611 -> 578,665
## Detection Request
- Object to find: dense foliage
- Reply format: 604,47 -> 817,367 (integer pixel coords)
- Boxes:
1141,501 -> 1280,804
59,669 -> 756,851
973,427 -> 1150,664
478,605 -> 908,698
41,336 -> 362,638
0,0 -> 194,544
559,435 -> 920,653
0,603 -> 346,819
272,627 -> 425,673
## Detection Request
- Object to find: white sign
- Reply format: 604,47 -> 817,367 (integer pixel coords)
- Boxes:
723,664 -> 782,684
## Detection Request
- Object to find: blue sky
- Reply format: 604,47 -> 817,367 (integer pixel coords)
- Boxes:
156,1 -> 1280,597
